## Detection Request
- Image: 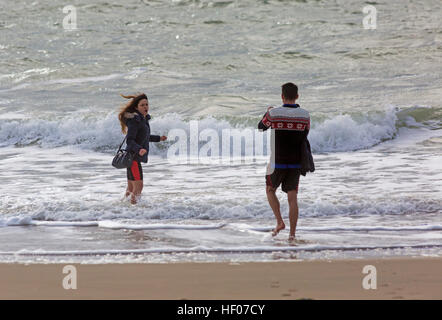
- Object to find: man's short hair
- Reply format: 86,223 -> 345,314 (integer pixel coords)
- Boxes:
281,83 -> 298,100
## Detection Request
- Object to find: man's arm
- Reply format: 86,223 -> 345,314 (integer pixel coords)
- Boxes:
258,107 -> 273,131
303,128 -> 309,139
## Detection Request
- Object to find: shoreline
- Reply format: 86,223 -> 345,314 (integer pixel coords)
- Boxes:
0,257 -> 440,299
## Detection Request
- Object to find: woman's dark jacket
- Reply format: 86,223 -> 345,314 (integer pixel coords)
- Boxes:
124,111 -> 161,163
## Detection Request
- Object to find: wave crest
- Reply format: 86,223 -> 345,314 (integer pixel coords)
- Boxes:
0,106 -> 438,153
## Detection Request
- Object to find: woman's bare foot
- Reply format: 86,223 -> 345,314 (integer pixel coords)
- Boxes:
272,222 -> 285,236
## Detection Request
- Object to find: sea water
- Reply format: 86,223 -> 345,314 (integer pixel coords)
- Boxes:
0,0 -> 441,263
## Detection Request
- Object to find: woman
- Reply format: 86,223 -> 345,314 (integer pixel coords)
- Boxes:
118,93 -> 167,204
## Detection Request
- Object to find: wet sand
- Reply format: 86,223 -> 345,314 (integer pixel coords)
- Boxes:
0,257 -> 440,299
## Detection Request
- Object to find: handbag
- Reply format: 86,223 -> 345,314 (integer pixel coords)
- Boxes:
112,136 -> 134,169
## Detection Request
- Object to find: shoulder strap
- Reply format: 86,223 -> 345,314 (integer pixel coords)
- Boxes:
117,136 -> 127,152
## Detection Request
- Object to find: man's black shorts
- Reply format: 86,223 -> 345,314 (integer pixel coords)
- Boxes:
266,168 -> 300,193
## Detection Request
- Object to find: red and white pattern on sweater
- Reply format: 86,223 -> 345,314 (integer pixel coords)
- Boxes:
261,107 -> 310,131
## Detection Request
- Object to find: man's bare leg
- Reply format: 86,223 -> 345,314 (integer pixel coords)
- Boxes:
266,186 -> 285,236
287,190 -> 299,240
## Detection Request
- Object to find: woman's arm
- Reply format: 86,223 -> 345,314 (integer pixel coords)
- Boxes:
150,135 -> 167,142
149,135 -> 161,142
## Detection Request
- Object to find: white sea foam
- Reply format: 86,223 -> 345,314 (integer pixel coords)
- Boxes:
0,195 -> 439,224
0,106 -> 438,153
1,243 -> 441,257
98,221 -> 226,230
245,225 -> 442,232
1,214 -> 441,234
309,109 -> 397,152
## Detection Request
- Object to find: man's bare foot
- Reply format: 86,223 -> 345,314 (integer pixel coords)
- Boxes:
288,235 -> 295,242
272,222 -> 285,236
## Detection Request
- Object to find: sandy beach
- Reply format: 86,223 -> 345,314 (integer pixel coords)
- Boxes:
0,257 -> 440,300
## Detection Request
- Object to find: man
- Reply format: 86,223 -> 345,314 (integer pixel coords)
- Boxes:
258,83 -> 310,241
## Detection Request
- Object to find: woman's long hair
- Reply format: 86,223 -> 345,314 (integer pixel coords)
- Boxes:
118,93 -> 147,134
